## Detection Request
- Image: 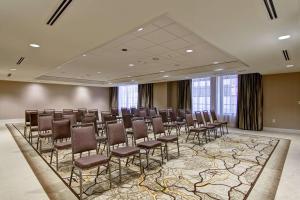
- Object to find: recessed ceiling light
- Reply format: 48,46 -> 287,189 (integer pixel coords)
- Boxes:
159,70 -> 165,73
163,75 -> 169,78
129,64 -> 135,67
10,68 -> 17,71
278,35 -> 291,40
286,64 -> 294,68
82,54 -> 87,57
186,49 -> 193,53
29,43 -> 40,48
108,82 -> 112,85
213,61 -> 219,64
97,71 -> 101,74
127,76 -> 132,78
214,68 -> 224,71
137,28 -> 144,32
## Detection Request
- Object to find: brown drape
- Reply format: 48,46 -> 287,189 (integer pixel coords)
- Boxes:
177,80 -> 192,110
138,83 -> 153,108
237,73 -> 263,131
109,87 -> 118,110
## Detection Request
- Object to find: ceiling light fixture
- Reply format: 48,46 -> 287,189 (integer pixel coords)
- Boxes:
186,49 -> 193,53
138,27 -> 144,32
278,35 -> 291,40
97,71 -> 101,74
10,68 -> 17,71
214,68 -> 224,71
108,82 -> 112,85
159,70 -> 165,73
29,43 -> 40,48
163,75 -> 169,78
213,61 -> 219,64
82,54 -> 87,57
127,76 -> 132,78
286,64 -> 294,68
129,64 -> 135,67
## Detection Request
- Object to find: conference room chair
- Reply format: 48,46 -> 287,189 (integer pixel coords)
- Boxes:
149,108 -> 158,118
111,107 -> 119,117
88,109 -> 100,121
44,109 -> 55,115
37,114 -> 54,153
138,109 -> 152,128
159,110 -> 177,134
195,111 -> 217,140
69,123 -> 111,200
202,110 -> 222,137
169,110 -> 187,135
177,109 -> 186,122
77,108 -> 87,123
50,119 -> 72,171
106,122 -> 142,183
24,110 -> 37,138
62,113 -> 77,126
130,107 -> 139,116
28,111 -> 39,143
54,111 -> 63,120
132,118 -> 163,168
121,107 -> 130,116
63,109 -> 74,114
152,116 -> 180,161
185,114 -> 207,144
210,110 -> 229,134
122,114 -> 134,146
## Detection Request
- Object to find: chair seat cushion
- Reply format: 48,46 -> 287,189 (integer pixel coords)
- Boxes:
75,154 -> 109,169
96,135 -> 107,142
203,125 -> 215,129
190,127 -> 206,132
39,132 -> 52,138
111,146 -> 140,157
157,135 -> 178,142
54,141 -> 71,150
137,140 -> 161,149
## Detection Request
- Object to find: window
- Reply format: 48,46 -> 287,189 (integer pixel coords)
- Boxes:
118,85 -> 138,110
217,75 -> 238,115
192,77 -> 211,111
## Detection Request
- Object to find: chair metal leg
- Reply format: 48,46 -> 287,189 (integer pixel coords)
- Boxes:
160,146 -> 164,165
186,132 -> 191,142
108,163 -> 112,189
56,150 -> 59,171
79,169 -> 83,200
139,152 -> 143,174
36,137 -> 40,150
69,166 -> 74,186
50,149 -> 54,165
118,158 -> 122,183
146,150 -> 149,168
177,139 -> 180,157
95,166 -> 100,183
165,143 -> 169,161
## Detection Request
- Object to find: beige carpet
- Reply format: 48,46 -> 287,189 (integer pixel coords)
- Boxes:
10,123 -> 289,200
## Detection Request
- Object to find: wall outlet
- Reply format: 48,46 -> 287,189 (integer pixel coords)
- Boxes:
272,119 -> 276,123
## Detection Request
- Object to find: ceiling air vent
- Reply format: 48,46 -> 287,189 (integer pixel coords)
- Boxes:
16,57 -> 25,65
282,50 -> 290,61
263,0 -> 278,20
47,0 -> 73,26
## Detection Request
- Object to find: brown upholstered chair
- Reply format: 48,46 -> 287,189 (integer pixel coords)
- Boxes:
195,111 -> 217,139
138,110 -> 152,128
169,110 -> 187,134
202,110 -> 222,137
45,109 -> 55,115
50,119 -> 72,170
77,108 -> 87,123
63,114 -> 77,126
28,111 -> 39,143
210,110 -> 228,134
149,109 -> 158,118
88,109 -> 99,121
24,110 -> 37,138
159,110 -> 177,134
69,124 -> 111,199
152,117 -> 180,161
185,114 -> 207,144
111,108 -> 119,117
37,114 -> 53,152
121,107 -> 130,116
132,119 -> 163,168
106,122 -> 142,183
130,107 -> 138,116
63,109 -> 74,114
122,114 -> 134,146
54,111 -> 63,120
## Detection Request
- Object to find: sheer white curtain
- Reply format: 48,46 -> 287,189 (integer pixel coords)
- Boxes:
118,85 -> 138,111
192,77 -> 211,112
216,75 -> 238,126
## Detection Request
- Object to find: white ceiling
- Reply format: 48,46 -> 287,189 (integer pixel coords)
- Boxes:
0,0 -> 299,87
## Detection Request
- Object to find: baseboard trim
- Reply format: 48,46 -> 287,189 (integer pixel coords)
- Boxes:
263,127 -> 300,134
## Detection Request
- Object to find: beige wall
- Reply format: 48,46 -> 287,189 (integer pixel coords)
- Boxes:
263,72 -> 300,130
153,82 -> 168,109
0,81 -> 109,120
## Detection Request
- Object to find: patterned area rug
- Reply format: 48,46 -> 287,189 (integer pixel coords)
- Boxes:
13,123 -> 278,200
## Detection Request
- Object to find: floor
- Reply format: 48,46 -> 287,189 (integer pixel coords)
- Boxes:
0,120 -> 299,200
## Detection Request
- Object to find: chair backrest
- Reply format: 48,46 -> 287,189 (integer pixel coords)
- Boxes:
63,114 -> 77,126
106,122 -> 127,146
202,110 -> 211,124
54,111 -> 63,120
71,124 -> 97,154
121,108 -> 130,116
45,109 -> 55,115
25,110 -> 37,123
63,109 -> 74,114
185,113 -> 194,127
132,119 -> 148,140
38,114 -> 53,131
159,110 -> 169,123
88,109 -> 99,121
149,109 -> 157,118
101,111 -> 111,121
111,108 -> 119,116
178,109 -> 185,118
122,114 -> 133,129
138,110 -> 147,118
82,114 -> 98,134
130,107 -> 138,116
186,109 -> 192,114
78,108 -> 87,121
169,110 -> 177,122
210,110 -> 218,122
152,117 -> 165,135
29,111 -> 38,126
195,111 -> 204,124
52,119 -> 71,140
